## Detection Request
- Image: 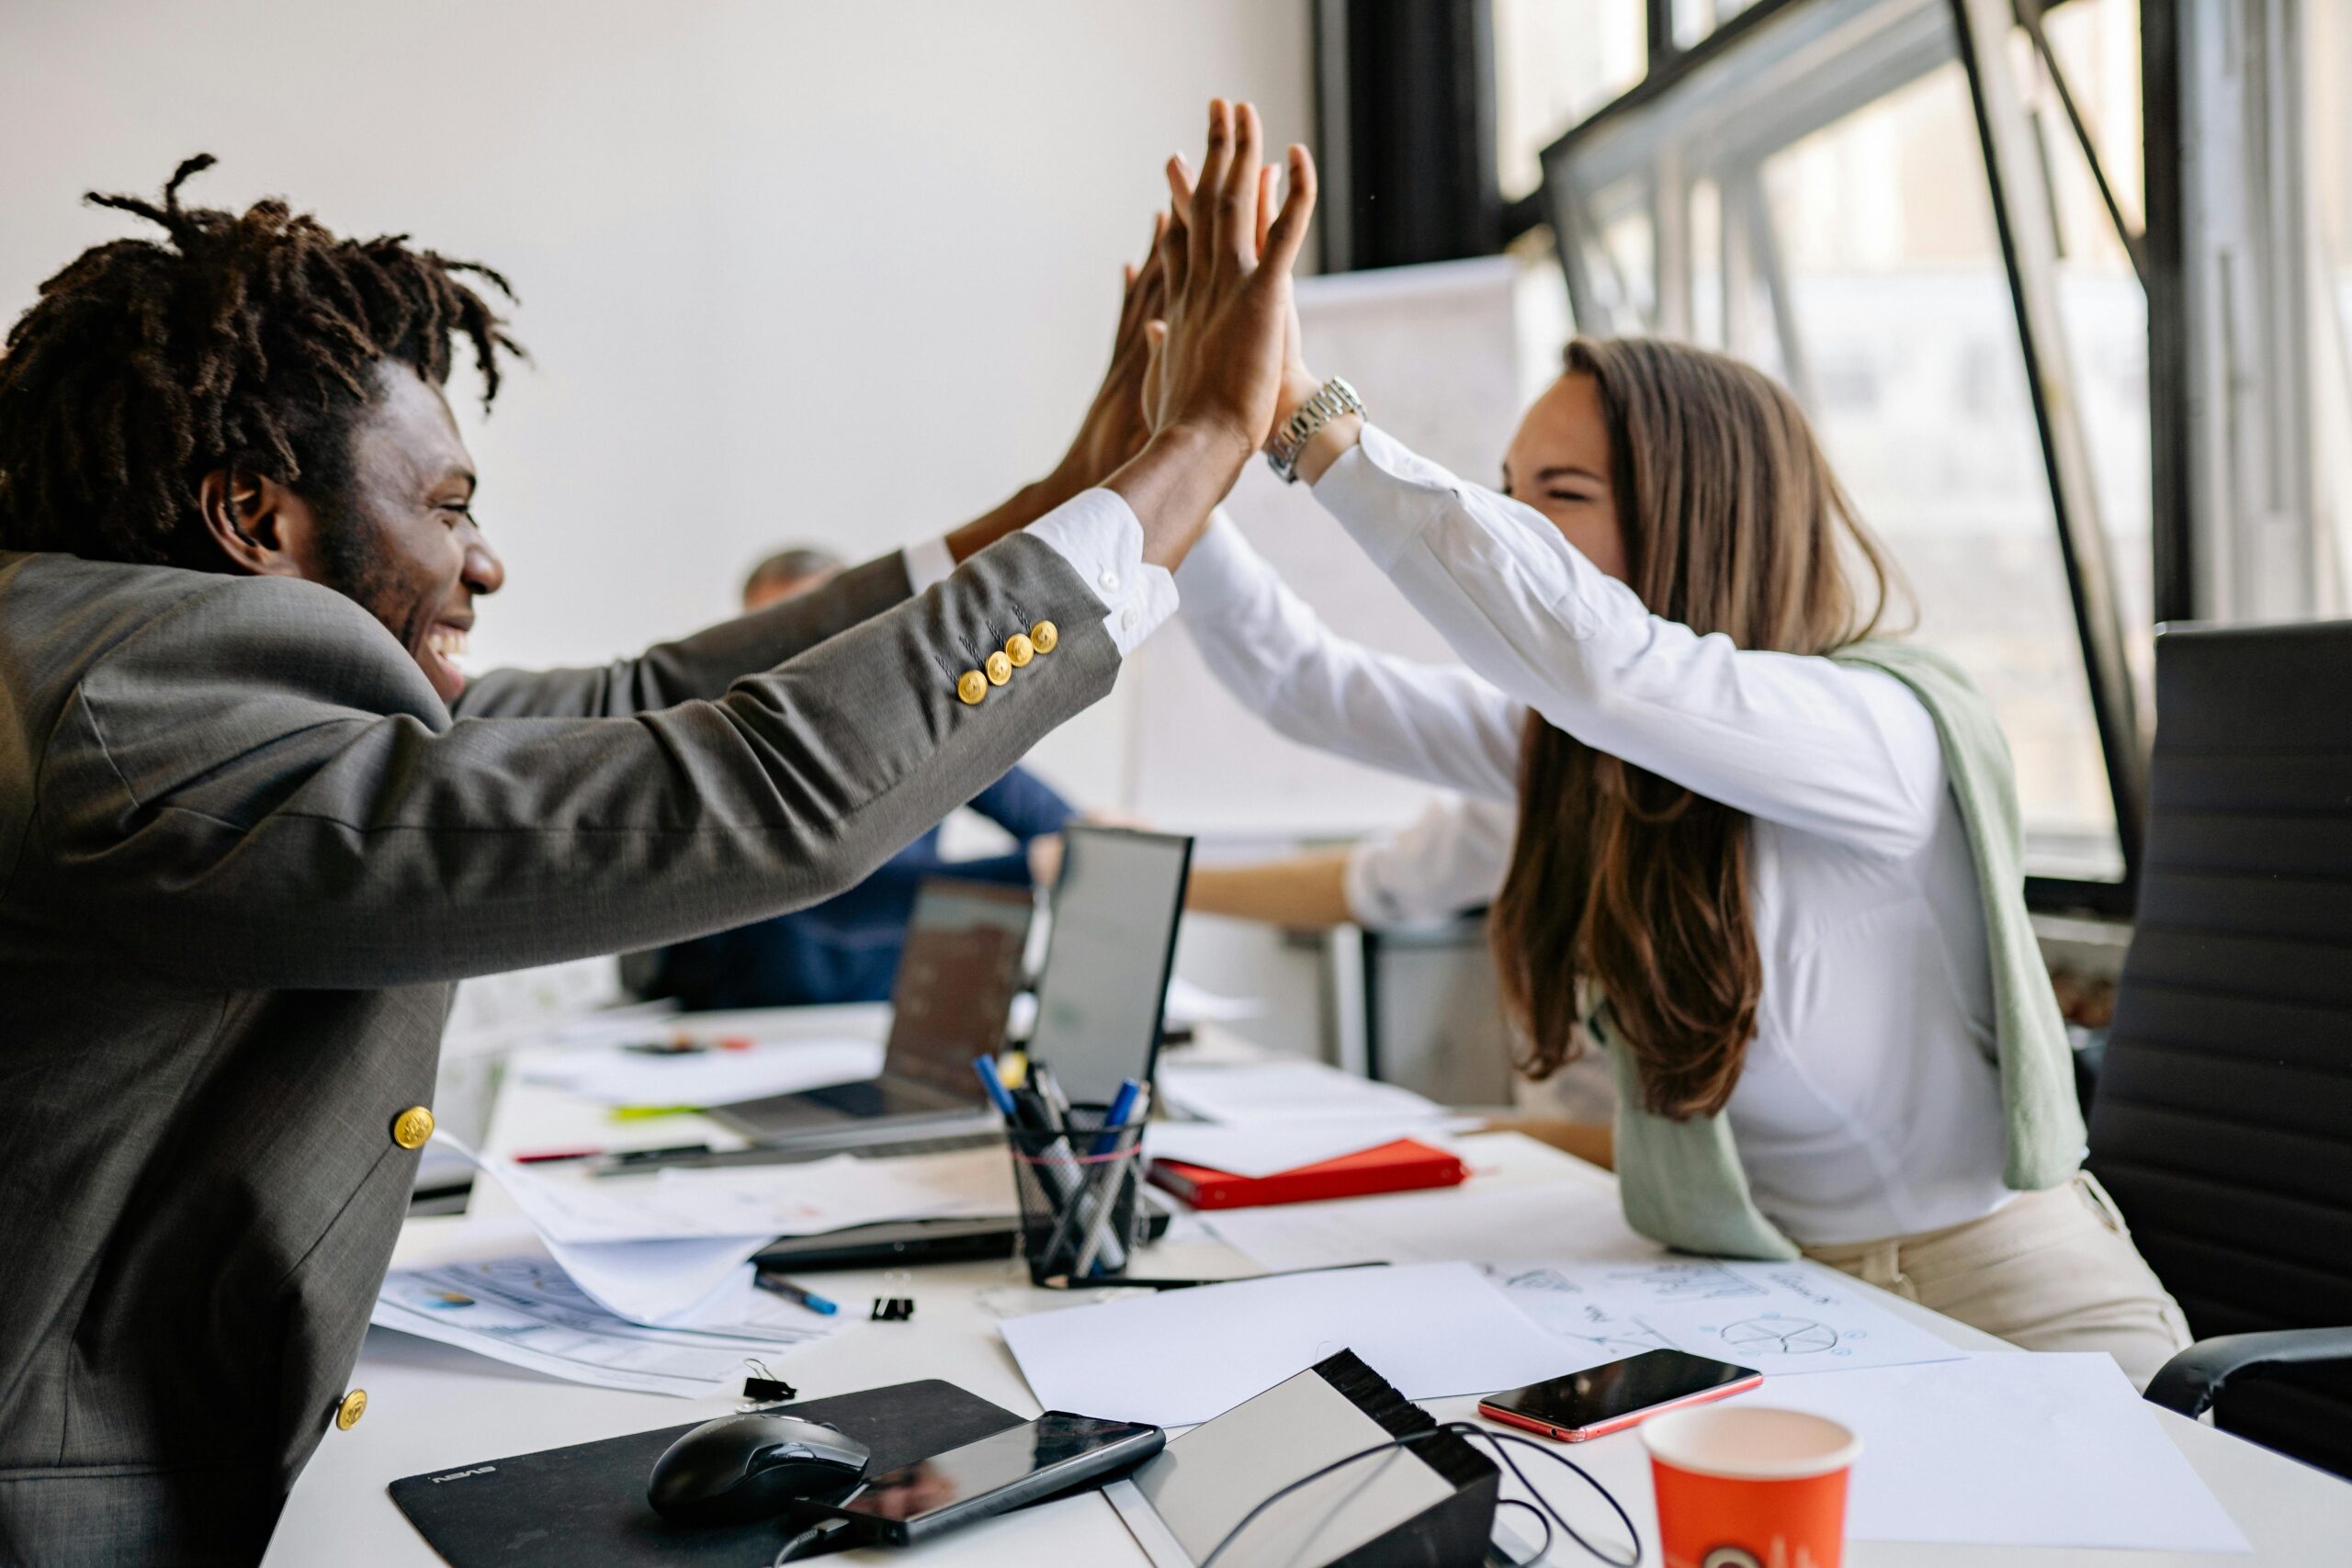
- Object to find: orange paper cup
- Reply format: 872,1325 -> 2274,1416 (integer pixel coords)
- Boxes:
1642,1404 -> 1861,1568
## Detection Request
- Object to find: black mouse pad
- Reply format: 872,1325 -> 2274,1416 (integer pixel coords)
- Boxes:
386,1379 -> 1023,1566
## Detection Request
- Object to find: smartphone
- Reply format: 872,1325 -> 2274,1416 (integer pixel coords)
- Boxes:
820,1412 -> 1165,1545
1478,1349 -> 1762,1441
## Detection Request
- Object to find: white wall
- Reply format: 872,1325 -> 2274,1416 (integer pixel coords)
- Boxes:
0,0 -> 1312,806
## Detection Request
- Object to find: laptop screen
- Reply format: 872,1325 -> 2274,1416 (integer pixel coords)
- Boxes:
884,878 -> 1035,1101
1027,828 -> 1194,1105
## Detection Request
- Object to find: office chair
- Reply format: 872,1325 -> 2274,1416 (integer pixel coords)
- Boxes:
2086,620 -> 2352,1477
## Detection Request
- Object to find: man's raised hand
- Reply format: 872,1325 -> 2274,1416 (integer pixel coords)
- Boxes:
1147,99 -> 1317,460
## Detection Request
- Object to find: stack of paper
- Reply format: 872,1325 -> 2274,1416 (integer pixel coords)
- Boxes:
1154,1059 -> 1453,1126
390,1135 -> 1013,1347
372,1257 -> 850,1398
516,1034 -> 883,1108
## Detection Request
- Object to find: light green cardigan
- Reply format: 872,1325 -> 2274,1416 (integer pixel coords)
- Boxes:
1599,641 -> 2086,1260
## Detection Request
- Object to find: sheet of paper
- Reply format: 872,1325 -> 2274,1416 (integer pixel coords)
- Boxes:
1144,1122 -> 1459,1179
537,1235 -> 768,1326
1474,1256 -> 1968,1377
1202,1187 -> 1962,1376
517,1035 -> 883,1108
1000,1261 -> 1577,1427
1741,1354 -> 2249,1551
371,1256 -> 847,1398
1155,1059 -> 1449,1126
484,1149 -> 997,1245
452,1134 -> 1021,1324
1162,976 -> 1267,1025
433,1131 -> 775,1323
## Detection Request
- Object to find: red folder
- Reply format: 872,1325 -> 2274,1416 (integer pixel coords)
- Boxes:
1147,1138 -> 1468,1210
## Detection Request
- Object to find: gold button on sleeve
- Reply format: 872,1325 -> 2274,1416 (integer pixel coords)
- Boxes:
956,671 -> 988,705
390,1106 -> 435,1150
1029,620 -> 1058,655
1004,633 -> 1035,668
985,650 -> 1012,686
335,1389 -> 368,1430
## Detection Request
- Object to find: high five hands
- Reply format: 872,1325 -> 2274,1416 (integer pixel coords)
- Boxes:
1102,98 -> 1318,569
946,99 -> 1314,570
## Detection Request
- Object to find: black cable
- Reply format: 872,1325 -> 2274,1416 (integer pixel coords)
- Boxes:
769,1516 -> 851,1565
1474,1427 -> 1641,1568
1197,1420 -> 1641,1568
1493,1497 -> 1555,1566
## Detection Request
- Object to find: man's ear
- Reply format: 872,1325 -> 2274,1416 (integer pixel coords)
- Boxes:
198,468 -> 313,577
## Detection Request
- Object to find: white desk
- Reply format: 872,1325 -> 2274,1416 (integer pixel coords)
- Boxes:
268,1033 -> 2352,1566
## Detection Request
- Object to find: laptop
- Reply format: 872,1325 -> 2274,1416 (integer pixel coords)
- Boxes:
754,827 -> 1194,1267
711,876 -> 1033,1148
1023,824 -> 1195,1104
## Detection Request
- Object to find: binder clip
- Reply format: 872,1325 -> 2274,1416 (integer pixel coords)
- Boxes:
870,1297 -> 915,1323
740,1359 -> 797,1404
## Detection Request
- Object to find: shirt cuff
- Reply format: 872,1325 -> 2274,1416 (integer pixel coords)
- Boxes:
1341,839 -> 1394,929
1027,488 -> 1179,658
901,535 -> 956,593
1310,423 -> 1451,572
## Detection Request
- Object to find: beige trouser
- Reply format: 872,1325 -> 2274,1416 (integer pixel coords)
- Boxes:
1800,1171 -> 2193,1392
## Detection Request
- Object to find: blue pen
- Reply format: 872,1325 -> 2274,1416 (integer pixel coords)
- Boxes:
1091,1077 -> 1148,1156
973,1055 -> 1019,1121
754,1270 -> 839,1316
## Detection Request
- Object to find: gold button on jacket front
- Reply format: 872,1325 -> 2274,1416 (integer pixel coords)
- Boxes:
335,1389 -> 368,1430
956,671 -> 987,705
390,1106 -> 435,1150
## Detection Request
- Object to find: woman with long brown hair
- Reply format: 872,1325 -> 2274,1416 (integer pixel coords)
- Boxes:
1177,334 -> 2190,1386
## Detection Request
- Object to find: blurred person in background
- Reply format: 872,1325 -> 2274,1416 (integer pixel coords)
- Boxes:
639,545 -> 1076,1010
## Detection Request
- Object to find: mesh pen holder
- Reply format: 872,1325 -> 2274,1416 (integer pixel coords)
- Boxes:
1007,1105 -> 1148,1286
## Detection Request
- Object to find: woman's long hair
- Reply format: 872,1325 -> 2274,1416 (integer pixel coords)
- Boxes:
1490,337 -> 1901,1120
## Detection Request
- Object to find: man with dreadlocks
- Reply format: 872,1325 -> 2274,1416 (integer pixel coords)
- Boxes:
0,102 -> 1316,1564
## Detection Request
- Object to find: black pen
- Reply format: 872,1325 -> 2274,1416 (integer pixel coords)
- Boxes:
588,1142 -> 714,1177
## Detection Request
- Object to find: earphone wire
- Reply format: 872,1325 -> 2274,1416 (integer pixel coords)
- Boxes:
1195,1420 -> 1641,1568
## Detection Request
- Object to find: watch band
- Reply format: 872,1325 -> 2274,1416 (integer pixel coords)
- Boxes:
1264,376 -> 1365,483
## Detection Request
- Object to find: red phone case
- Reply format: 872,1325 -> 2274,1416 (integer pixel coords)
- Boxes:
1477,1371 -> 1763,1441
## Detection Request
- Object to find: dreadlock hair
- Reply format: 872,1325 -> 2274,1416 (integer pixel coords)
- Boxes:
0,154 -> 524,570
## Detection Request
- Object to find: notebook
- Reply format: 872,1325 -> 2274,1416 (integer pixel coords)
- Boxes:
1148,1139 -> 1466,1210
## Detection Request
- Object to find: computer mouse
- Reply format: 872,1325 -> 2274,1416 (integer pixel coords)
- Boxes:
646,1413 -> 872,1526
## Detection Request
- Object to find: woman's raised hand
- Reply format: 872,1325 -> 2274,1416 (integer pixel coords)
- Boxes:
1144,100 -> 1317,458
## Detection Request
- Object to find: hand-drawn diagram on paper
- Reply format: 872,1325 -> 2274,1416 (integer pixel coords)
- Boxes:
1478,1258 -> 1965,1377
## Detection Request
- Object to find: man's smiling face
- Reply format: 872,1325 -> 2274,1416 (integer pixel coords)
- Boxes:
295,359 -> 506,702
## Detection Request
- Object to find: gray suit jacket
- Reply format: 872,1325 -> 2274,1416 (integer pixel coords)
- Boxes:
0,534 -> 1118,1565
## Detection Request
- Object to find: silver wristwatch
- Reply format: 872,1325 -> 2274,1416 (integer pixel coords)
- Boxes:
1264,376 -> 1364,483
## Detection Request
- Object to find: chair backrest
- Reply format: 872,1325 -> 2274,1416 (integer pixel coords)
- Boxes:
2088,620 -> 2352,1474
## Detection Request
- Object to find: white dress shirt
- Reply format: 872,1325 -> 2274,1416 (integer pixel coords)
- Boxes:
1174,426 -> 2018,1246
902,489 -> 1177,658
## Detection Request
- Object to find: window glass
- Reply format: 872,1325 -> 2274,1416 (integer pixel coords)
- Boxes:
1544,0 -> 2125,879
1673,0 -> 1762,53
1494,0 -> 1647,201
2031,0 -> 2154,715
2306,0 -> 2352,612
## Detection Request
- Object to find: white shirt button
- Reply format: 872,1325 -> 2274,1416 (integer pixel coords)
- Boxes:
1099,570 -> 1122,593
1122,606 -> 1141,632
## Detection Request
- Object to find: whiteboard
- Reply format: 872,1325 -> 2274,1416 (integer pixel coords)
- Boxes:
1126,256 -> 1534,837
